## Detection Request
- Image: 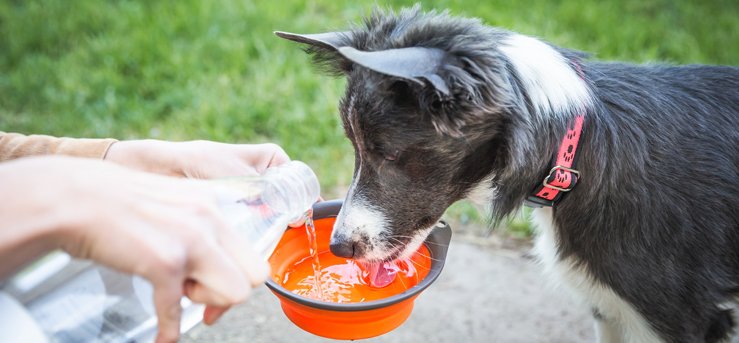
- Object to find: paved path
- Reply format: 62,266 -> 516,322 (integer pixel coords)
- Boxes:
183,235 -> 594,343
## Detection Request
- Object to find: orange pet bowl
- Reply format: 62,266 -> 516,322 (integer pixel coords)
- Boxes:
265,200 -> 451,340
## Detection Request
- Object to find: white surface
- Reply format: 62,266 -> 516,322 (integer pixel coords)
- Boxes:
0,291 -> 48,343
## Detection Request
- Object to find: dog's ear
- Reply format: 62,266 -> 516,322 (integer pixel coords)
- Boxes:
275,31 -> 354,75
276,31 -> 450,96
336,47 -> 469,136
336,46 -> 450,96
274,31 -> 349,51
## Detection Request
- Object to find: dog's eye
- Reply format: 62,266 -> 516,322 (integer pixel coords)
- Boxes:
389,81 -> 416,107
367,141 -> 400,162
384,149 -> 400,161
431,99 -> 442,110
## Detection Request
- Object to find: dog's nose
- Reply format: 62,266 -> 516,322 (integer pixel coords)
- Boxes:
329,238 -> 355,258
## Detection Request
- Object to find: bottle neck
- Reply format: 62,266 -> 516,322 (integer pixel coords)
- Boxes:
261,161 -> 320,218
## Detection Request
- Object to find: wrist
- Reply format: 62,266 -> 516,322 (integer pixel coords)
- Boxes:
105,139 -> 182,176
0,157 -> 85,278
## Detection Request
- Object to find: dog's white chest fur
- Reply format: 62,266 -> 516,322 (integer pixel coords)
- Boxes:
530,208 -> 663,343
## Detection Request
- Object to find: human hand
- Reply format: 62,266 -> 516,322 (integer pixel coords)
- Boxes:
105,139 -> 290,179
106,139 -> 314,218
105,139 -> 297,322
0,156 -> 268,343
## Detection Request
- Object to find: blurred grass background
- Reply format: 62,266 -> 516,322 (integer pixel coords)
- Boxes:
1,0 -> 737,236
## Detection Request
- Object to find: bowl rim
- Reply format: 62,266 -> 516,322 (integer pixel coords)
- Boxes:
265,199 -> 452,312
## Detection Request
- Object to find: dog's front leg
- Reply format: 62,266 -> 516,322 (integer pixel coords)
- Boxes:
593,309 -> 623,343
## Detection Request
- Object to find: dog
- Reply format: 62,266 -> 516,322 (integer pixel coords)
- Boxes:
277,6 -> 739,342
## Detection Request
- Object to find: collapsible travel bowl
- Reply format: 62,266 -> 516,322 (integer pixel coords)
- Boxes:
265,200 -> 452,340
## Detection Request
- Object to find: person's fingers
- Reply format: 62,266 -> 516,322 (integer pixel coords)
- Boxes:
287,199 -> 322,227
237,143 -> 290,174
184,272 -> 251,307
152,277 -> 185,343
184,242 -> 251,306
203,305 -> 231,326
263,143 -> 291,168
287,207 -> 309,228
287,220 -> 305,228
144,238 -> 192,343
170,201 -> 252,306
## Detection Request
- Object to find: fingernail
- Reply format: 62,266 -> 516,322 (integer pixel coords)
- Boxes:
203,307 -> 216,325
203,306 -> 226,325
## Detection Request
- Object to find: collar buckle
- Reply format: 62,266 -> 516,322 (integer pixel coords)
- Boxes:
542,165 -> 580,192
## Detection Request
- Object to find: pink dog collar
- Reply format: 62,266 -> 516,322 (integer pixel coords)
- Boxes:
525,62 -> 586,208
525,114 -> 585,207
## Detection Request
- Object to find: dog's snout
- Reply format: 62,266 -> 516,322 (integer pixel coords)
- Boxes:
329,236 -> 356,258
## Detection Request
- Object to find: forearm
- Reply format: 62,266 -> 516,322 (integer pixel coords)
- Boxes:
105,140 -> 292,179
104,139 -> 183,176
0,157 -> 78,279
0,131 -> 117,162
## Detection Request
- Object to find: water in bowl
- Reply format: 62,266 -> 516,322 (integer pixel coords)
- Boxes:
279,211 -> 431,303
279,251 -> 423,303
281,227 -> 424,303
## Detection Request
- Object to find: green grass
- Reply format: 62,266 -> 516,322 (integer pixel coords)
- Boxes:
1,0 -> 737,233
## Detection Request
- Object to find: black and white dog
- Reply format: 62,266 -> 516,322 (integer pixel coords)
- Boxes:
277,6 -> 739,342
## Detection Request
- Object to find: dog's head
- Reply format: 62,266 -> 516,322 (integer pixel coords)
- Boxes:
277,7 -> 591,263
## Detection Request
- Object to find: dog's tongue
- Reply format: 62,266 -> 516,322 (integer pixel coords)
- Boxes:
366,262 -> 398,288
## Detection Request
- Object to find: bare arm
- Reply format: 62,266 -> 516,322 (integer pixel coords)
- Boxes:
104,139 -> 290,178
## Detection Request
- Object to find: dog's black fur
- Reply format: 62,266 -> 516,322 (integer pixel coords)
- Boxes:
278,6 -> 739,342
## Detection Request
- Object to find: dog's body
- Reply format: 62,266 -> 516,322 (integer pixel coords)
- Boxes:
278,7 -> 739,342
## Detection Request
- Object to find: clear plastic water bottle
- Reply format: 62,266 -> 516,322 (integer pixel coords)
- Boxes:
0,161 -> 320,343
214,160 -> 321,259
